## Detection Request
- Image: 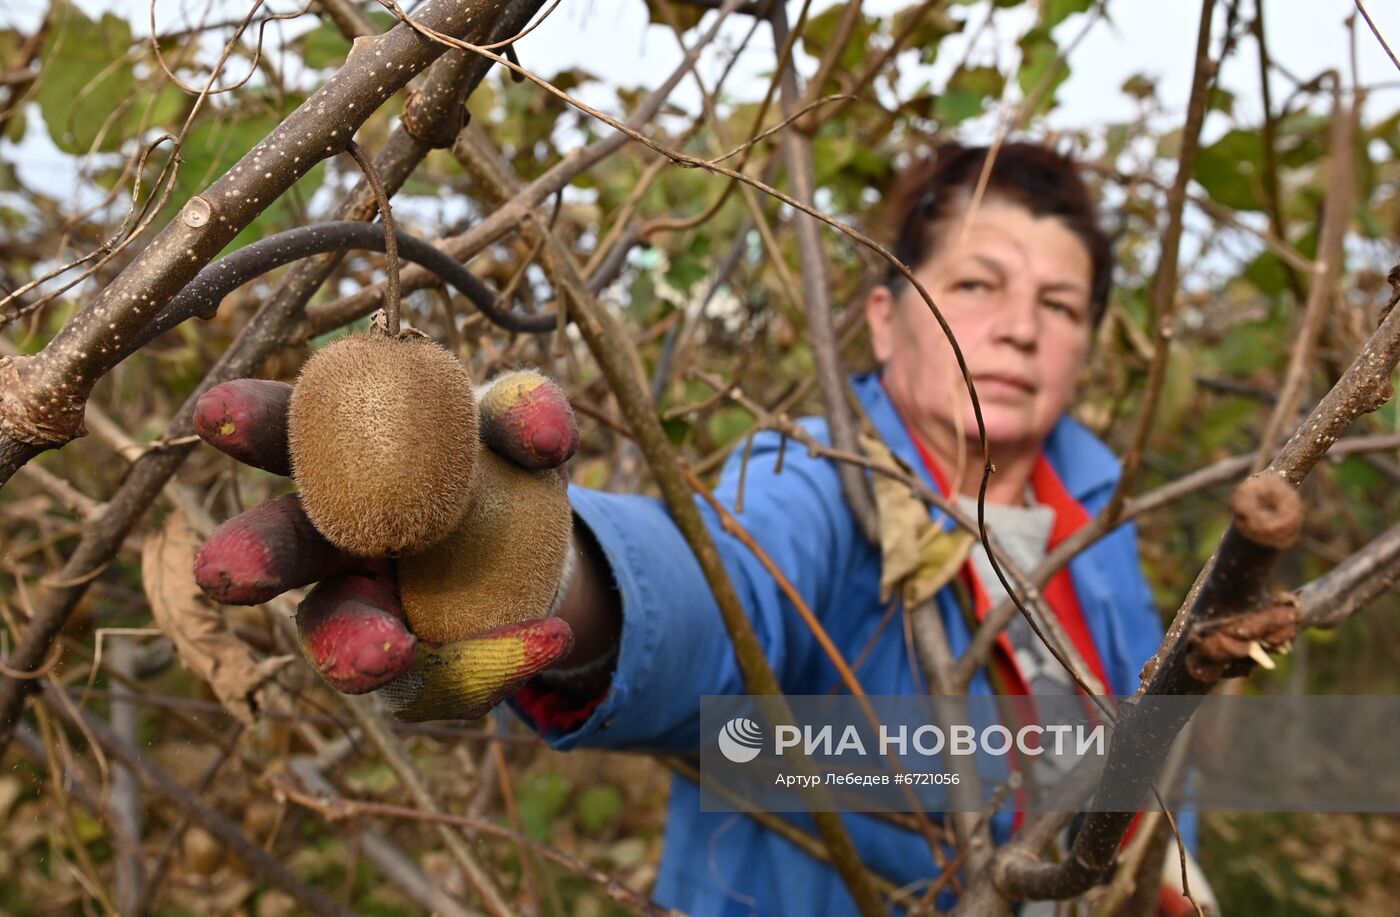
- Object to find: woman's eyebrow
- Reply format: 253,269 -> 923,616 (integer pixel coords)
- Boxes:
968,254 -> 1008,281
1040,279 -> 1088,296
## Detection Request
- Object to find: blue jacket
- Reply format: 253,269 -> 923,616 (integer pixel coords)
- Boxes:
510,371 -> 1182,915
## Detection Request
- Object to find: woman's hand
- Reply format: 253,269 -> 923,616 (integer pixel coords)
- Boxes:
191,370 -> 583,722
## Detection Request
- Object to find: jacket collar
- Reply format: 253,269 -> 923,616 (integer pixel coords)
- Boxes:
850,371 -> 1122,510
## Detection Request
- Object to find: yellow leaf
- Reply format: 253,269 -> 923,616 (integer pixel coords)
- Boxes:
861,434 -> 974,609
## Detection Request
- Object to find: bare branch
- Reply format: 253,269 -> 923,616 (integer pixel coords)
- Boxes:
770,4 -> 879,543
1101,0 -> 1220,524
1252,85 -> 1358,470
40,682 -> 355,917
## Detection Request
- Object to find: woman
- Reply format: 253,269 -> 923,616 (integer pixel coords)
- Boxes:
193,141 -> 1198,914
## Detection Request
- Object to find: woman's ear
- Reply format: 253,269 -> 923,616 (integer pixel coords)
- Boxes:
865,283 -> 897,364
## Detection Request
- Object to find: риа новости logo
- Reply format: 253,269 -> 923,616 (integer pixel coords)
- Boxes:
718,717 -> 764,763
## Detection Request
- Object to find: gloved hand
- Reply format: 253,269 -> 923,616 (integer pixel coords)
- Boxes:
192,361 -> 582,723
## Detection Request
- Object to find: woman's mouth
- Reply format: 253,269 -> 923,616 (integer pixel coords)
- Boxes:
973,373 -> 1036,396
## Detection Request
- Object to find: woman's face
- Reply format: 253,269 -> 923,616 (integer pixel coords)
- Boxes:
866,199 -> 1095,460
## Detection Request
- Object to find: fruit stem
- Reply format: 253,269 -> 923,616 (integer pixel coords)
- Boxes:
346,140 -> 402,336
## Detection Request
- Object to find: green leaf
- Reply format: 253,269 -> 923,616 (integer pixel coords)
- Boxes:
642,0 -> 706,31
665,252 -> 708,292
892,5 -> 962,64
706,407 -> 754,447
801,3 -> 877,74
936,90 -> 982,125
2,107 -> 25,145
518,773 -> 572,841
300,21 -> 353,69
574,785 -> 622,835
1244,251 -> 1291,296
1015,28 -> 1068,117
1194,129 -> 1267,211
1121,73 -> 1157,101
297,11 -> 398,68
1041,0 -> 1091,29
1155,346 -> 1197,438
936,66 -> 1003,125
37,2 -> 137,154
1356,203 -> 1386,240
1208,86 -> 1235,115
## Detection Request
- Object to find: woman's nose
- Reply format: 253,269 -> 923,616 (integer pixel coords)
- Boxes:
991,288 -> 1040,348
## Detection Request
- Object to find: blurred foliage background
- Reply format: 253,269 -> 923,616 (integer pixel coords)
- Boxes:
1,0 -> 1399,913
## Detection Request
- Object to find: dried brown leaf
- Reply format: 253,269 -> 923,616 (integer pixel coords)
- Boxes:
142,509 -> 292,725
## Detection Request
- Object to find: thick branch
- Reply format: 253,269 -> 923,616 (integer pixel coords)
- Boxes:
1298,520 -> 1400,628
985,475 -> 1303,905
0,0 -> 513,488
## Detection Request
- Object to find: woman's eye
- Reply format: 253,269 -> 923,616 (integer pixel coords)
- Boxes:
954,279 -> 989,293
1043,300 -> 1079,319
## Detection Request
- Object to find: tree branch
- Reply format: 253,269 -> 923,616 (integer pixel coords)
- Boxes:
447,77 -> 888,916
1100,0 -> 1220,524
0,0 -> 515,489
1252,83 -> 1357,470
770,3 -> 879,543
1298,519 -> 1400,628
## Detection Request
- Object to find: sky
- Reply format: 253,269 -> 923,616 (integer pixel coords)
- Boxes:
0,1 -> 1397,226
4,0 -> 1398,133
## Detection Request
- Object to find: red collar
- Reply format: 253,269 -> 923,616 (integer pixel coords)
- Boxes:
905,428 -> 1090,550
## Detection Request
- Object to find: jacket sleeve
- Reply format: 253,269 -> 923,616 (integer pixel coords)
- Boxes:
507,424 -> 860,751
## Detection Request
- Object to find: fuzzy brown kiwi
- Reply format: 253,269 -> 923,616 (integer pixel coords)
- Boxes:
288,331 -> 479,557
398,448 -> 572,644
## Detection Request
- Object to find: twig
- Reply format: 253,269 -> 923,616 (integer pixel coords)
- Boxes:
337,690 -> 516,916
1251,85 -> 1358,471
345,140 -> 402,335
977,288 -> 1400,905
1250,5 -> 1309,304
1354,0 -> 1400,72
288,757 -> 479,917
439,32 -> 887,911
1298,518 -> 1400,628
40,682 -> 355,917
143,221 -> 556,342
271,777 -> 671,916
32,696 -> 118,913
679,462 -> 951,863
1100,0 -> 1220,525
660,756 -> 909,899
108,641 -> 146,915
956,426 -> 1400,686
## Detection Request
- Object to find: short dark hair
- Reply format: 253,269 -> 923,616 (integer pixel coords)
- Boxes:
882,141 -> 1112,327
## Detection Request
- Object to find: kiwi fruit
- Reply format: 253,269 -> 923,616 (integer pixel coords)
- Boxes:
288,327 -> 574,645
288,331 -> 479,557
399,448 -> 572,644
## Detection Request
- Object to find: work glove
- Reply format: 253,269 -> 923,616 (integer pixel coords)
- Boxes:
191,360 -> 581,723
